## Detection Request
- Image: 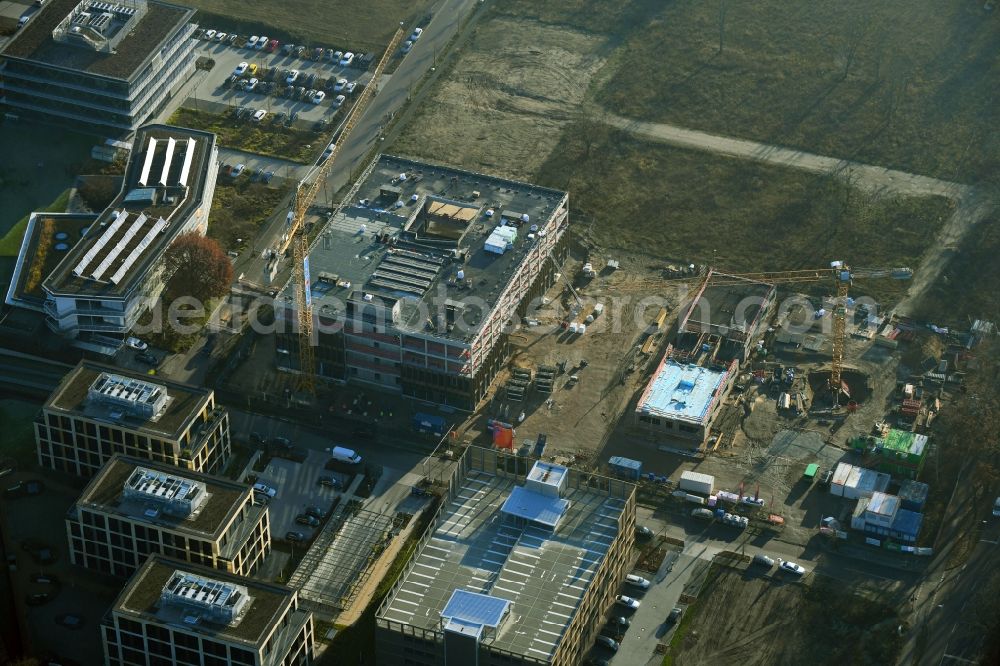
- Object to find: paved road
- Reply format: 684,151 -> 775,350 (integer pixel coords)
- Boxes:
595,108 -> 996,318
217,147 -> 311,180
231,0 -> 483,291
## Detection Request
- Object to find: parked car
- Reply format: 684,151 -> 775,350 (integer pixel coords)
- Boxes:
234,61 -> 249,75
55,613 -> 84,629
313,47 -> 324,60
333,77 -> 347,92
285,531 -> 306,543
252,109 -> 267,122
204,29 -> 216,40
26,592 -> 54,606
311,90 -> 326,104
321,142 -> 336,160
230,163 -> 245,177
778,559 -> 806,575
624,574 -> 650,589
608,616 -> 630,629
252,482 -> 277,498
252,167 -> 265,182
256,35 -> 268,50
317,476 -> 342,489
135,351 -> 158,366
244,78 -> 259,91
295,45 -> 306,57
635,525 -> 653,539
31,573 -> 59,585
305,505 -> 329,519
410,27 -> 423,41
820,469 -> 834,486
268,39 -> 279,52
401,40 -> 413,54
339,51 -> 354,67
247,63 -> 258,76
326,48 -> 337,61
216,32 -> 227,42
245,36 -> 259,49
752,553 -> 776,568
332,94 -> 346,108
228,33 -> 238,45
296,514 -> 320,527
125,337 -> 147,350
595,636 -> 618,652
344,81 -> 357,94
282,43 -> 295,55
262,171 -> 274,184
667,607 -> 683,623
332,50 -> 343,62
615,595 -> 640,610
286,69 -> 300,84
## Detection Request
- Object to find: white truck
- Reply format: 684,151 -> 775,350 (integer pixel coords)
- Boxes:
328,446 -> 362,465
679,471 -> 714,496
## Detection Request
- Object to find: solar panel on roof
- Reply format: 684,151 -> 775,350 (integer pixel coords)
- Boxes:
138,137 -> 156,187
90,213 -> 147,281
109,217 -> 166,285
72,210 -> 128,277
159,137 -> 177,187
177,138 -> 197,186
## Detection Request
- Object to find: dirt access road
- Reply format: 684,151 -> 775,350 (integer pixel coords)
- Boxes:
595,108 -> 996,318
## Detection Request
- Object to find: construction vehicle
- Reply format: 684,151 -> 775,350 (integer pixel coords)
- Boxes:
284,27 -> 405,394
635,262 -> 912,404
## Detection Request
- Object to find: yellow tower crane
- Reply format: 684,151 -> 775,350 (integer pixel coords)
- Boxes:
621,262 -> 913,403
285,27 -> 406,394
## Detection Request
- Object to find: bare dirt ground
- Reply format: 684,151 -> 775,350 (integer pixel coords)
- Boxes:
393,17 -> 608,180
669,565 -> 906,666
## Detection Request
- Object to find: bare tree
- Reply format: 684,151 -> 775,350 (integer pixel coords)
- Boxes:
841,13 -> 870,80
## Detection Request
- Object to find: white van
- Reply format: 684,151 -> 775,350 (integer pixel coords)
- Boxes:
329,446 -> 362,465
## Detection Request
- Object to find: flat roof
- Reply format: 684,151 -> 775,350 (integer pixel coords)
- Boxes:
637,359 -> 727,424
45,360 -> 213,439
866,492 -> 899,517
1,0 -> 193,80
44,125 -> 216,299
500,485 -> 569,530
880,429 -> 928,457
685,270 -> 775,334
441,589 -> 510,629
279,155 -> 567,343
379,450 -> 630,660
115,556 -> 295,645
6,213 -> 96,309
77,456 -> 253,540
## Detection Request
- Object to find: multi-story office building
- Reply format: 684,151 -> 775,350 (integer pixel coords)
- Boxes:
103,556 -> 315,666
68,455 -> 269,577
36,361 -> 231,477
376,447 -> 635,666
34,123 -> 218,342
276,155 -> 570,411
0,0 -> 197,131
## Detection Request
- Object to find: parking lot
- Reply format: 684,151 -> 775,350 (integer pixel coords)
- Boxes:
189,38 -> 374,125
258,450 -> 354,543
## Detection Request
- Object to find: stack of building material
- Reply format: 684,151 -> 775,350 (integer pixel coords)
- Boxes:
535,365 -> 556,393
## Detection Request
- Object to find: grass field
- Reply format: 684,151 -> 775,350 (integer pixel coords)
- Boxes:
208,181 -> 292,251
185,0 -> 434,53
0,189 -> 71,256
596,0 -> 1000,183
535,121 -> 952,304
168,107 -> 323,163
914,210 -> 1000,324
0,399 -> 42,469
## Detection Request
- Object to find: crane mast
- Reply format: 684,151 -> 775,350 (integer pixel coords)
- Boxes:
290,27 -> 406,394
632,263 -> 912,406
